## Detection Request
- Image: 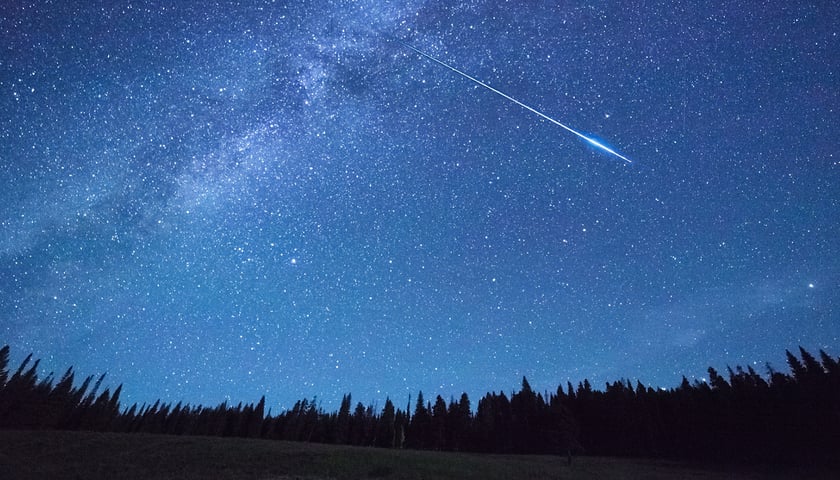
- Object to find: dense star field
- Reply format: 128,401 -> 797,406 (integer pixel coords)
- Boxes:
1,1 -> 838,410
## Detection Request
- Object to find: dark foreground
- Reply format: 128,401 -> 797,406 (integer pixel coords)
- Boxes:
0,429 -> 831,480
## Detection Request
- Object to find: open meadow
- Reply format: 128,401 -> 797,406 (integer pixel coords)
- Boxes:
0,429 -> 831,480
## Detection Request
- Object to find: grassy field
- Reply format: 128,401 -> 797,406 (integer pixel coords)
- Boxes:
0,429 -> 830,480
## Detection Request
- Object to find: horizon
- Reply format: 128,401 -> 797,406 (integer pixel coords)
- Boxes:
3,343 -> 825,412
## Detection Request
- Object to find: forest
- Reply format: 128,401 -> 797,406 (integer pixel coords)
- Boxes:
1,344 -> 838,466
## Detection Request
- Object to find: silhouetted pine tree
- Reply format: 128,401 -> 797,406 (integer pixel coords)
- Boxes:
0,354 -> 40,428
786,349 -> 807,381
375,398 -> 396,448
473,391 -> 514,453
394,408 -> 408,448
250,396 -> 266,438
163,402 -> 185,435
430,395 -> 447,450
406,392 -> 431,449
510,377 -> 540,453
82,386 -> 120,431
445,393 -> 471,451
33,367 -> 65,429
799,346 -> 825,378
819,350 -> 838,374
473,392 -> 495,452
549,387 -> 581,455
335,393 -> 351,444
0,345 -> 9,389
349,402 -> 372,446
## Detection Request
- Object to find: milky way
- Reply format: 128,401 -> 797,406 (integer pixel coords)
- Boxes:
1,1 -> 838,410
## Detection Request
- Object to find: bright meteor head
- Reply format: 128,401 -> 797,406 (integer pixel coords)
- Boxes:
584,135 -> 632,164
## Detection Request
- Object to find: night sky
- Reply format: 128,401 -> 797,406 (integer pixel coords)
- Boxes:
2,1 -> 838,411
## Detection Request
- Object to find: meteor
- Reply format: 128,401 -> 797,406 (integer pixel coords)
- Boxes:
399,41 -> 632,164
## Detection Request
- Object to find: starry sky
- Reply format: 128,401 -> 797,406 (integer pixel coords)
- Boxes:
2,0 -> 838,411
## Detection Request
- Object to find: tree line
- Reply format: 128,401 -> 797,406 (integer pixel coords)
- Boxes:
1,344 -> 838,465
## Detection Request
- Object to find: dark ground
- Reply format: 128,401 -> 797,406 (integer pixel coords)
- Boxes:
0,429 -> 832,480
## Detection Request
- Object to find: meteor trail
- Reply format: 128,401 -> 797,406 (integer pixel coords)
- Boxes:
400,41 -> 632,164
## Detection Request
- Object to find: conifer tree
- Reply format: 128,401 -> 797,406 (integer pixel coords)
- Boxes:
786,349 -> 807,381
430,395 -> 447,450
376,398 -> 396,448
511,377 -> 540,452
0,353 -> 41,427
446,393 -> 471,451
799,347 -> 824,377
819,350 -> 840,377
708,367 -> 730,391
0,345 -> 9,389
350,402 -> 368,445
394,408 -> 408,448
247,396 -> 265,438
407,391 -> 431,449
335,393 -> 352,444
